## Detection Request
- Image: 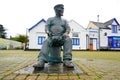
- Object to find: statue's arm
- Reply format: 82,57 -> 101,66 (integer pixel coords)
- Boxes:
63,20 -> 71,37
45,25 -> 49,33
45,18 -> 51,36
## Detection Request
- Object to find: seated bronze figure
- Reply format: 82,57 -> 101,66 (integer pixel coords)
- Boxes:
33,4 -> 74,68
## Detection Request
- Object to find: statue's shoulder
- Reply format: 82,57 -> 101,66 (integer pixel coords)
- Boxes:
47,17 -> 55,22
46,17 -> 55,25
62,18 -> 68,25
62,18 -> 67,22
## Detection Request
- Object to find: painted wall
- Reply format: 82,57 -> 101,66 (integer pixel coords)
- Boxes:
29,21 -> 47,49
88,29 -> 99,50
100,27 -> 120,49
69,20 -> 88,50
28,19 -> 88,50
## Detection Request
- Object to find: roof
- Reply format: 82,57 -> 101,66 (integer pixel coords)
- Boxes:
91,18 -> 120,29
29,19 -> 46,31
104,18 -> 120,27
91,21 -> 105,29
69,19 -> 86,30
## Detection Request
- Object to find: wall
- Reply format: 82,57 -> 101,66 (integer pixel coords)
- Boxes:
29,22 -> 47,49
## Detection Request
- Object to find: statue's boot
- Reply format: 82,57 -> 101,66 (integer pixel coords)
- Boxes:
33,61 -> 45,68
63,61 -> 74,68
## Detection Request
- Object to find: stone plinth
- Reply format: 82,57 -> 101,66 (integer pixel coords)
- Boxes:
15,62 -> 83,74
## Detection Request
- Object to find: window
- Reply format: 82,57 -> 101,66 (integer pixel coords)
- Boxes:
38,36 -> 46,45
113,37 -> 120,48
108,38 -> 112,48
90,38 -> 93,45
112,25 -> 117,33
72,32 -> 79,37
108,37 -> 120,48
72,38 -> 80,45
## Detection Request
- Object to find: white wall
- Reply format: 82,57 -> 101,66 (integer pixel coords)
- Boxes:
69,20 -> 88,50
100,29 -> 109,47
29,22 -> 47,49
100,23 -> 120,48
80,31 -> 88,50
29,20 -> 89,50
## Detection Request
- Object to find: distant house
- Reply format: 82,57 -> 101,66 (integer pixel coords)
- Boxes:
28,19 -> 47,49
69,20 -> 88,50
87,18 -> 120,50
28,19 -> 88,50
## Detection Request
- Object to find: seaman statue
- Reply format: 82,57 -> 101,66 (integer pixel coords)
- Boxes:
33,4 -> 74,68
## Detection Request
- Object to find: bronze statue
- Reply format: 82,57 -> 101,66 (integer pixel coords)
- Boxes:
33,4 -> 74,68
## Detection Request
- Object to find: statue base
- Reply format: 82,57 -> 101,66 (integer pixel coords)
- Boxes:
15,62 -> 83,74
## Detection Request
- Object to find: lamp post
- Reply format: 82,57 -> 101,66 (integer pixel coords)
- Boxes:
97,15 -> 100,50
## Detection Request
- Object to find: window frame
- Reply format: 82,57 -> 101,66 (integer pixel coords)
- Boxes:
38,36 -> 46,45
112,25 -> 117,33
72,38 -> 80,46
72,32 -> 79,37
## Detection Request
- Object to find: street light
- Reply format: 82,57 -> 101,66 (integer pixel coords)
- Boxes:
97,15 -> 100,50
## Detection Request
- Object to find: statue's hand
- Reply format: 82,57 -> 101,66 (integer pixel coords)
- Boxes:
47,32 -> 52,37
62,32 -> 69,37
50,36 -> 64,47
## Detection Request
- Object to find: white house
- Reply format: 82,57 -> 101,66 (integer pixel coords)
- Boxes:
28,19 -> 88,50
87,21 -> 102,50
69,20 -> 88,50
28,19 -> 47,49
87,18 -> 120,50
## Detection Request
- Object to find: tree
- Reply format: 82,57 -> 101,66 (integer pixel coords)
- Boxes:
11,34 -> 28,49
0,24 -> 7,38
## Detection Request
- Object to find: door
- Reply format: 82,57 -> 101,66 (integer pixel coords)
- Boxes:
89,38 -> 97,50
93,39 -> 97,50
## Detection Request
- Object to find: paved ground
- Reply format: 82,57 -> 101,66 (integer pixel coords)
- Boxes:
0,50 -> 120,80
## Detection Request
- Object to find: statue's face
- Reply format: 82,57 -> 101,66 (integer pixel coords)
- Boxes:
55,6 -> 64,16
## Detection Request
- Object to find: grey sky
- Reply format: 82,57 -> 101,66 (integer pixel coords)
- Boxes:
0,0 -> 120,37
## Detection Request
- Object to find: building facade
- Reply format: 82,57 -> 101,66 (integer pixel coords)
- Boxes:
29,18 -> 120,50
28,19 -> 88,50
28,19 -> 47,49
87,18 -> 120,50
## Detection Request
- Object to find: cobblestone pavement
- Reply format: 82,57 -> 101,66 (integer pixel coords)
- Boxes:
76,58 -> 120,80
0,50 -> 120,80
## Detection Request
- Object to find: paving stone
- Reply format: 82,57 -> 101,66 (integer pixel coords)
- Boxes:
0,71 -> 6,74
75,61 -> 95,76
3,74 -> 17,80
69,75 -> 79,80
15,74 -> 27,80
47,75 -> 58,80
0,75 -> 4,79
37,75 -> 48,80
26,75 -> 37,80
58,75 -> 69,80
79,75 -> 91,80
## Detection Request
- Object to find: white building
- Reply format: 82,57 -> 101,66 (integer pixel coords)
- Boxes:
69,20 -> 88,50
87,18 -> 120,50
28,19 -> 47,49
28,19 -> 88,50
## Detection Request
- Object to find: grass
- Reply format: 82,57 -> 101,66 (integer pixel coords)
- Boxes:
0,50 -> 120,61
0,50 -> 39,67
72,51 -> 120,61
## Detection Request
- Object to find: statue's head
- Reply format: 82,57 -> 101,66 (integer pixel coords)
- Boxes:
54,4 -> 64,17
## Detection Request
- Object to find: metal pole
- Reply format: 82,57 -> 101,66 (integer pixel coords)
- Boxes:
97,15 -> 100,50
